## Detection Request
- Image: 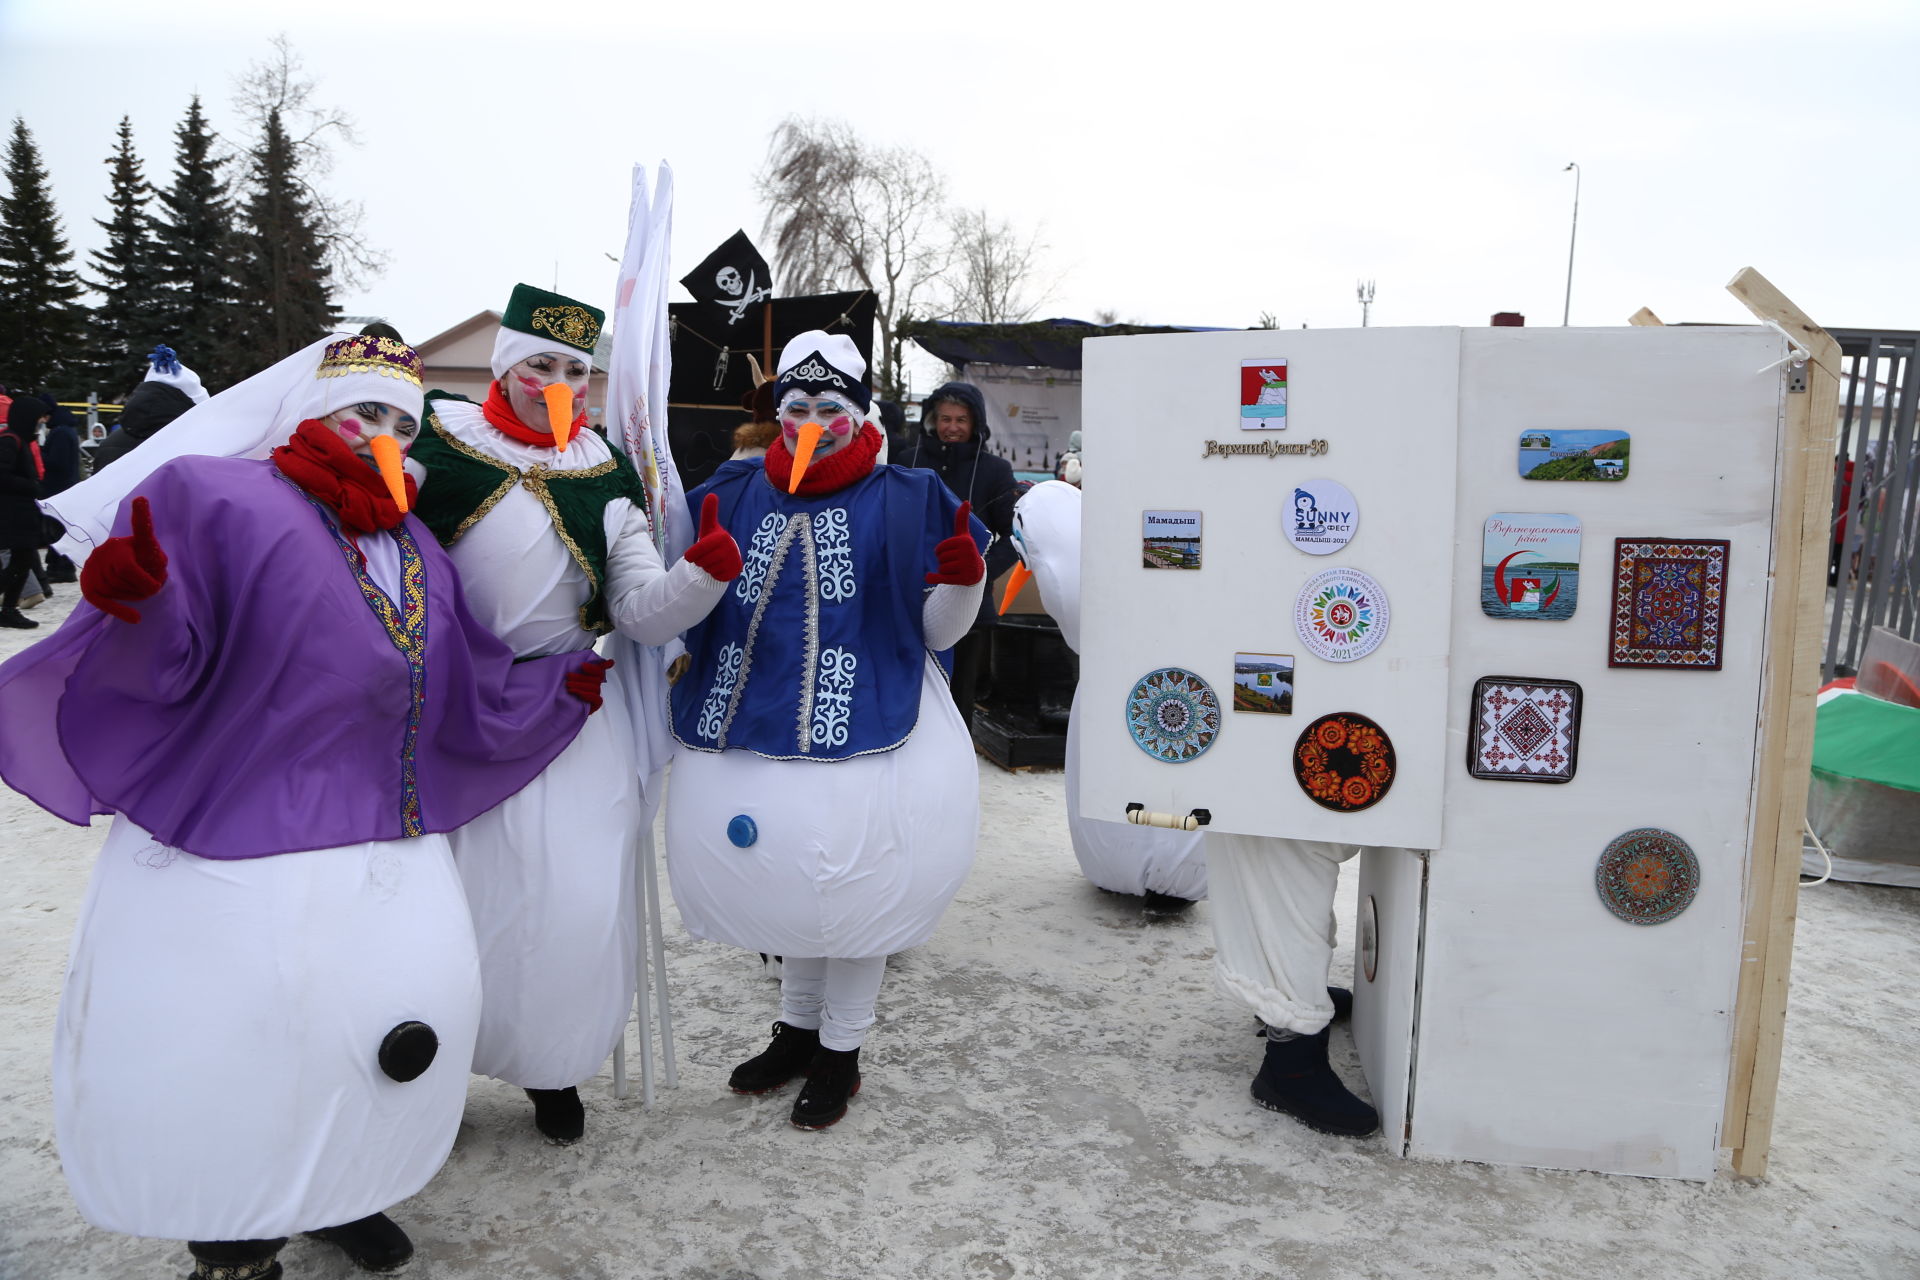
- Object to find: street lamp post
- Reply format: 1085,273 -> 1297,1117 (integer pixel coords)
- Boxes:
1562,162 -> 1580,326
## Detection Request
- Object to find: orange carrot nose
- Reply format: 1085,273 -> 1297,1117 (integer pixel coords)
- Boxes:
368,434 -> 409,514
998,560 -> 1033,615
788,421 -> 824,494
542,383 -> 576,452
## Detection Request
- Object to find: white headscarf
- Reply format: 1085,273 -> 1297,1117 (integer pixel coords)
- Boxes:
490,328 -> 596,380
45,333 -> 426,557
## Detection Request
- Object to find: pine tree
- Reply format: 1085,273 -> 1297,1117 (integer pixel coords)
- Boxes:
152,96 -> 238,388
0,118 -> 88,395
229,106 -> 338,372
86,116 -> 165,395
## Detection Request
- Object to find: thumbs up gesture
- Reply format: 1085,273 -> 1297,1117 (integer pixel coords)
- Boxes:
82,496 -> 170,623
683,492 -> 743,582
926,501 -> 985,586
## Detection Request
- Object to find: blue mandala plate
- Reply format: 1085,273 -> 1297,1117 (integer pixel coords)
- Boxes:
1125,667 -> 1222,763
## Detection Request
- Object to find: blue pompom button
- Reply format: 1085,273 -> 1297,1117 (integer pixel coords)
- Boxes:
727,815 -> 758,848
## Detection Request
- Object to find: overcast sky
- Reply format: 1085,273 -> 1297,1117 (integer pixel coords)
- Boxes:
2,0 -> 1916,396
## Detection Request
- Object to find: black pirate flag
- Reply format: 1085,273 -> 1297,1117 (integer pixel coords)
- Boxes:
680,230 -> 773,327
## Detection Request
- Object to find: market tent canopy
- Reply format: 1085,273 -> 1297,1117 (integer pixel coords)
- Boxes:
902,318 -> 1230,371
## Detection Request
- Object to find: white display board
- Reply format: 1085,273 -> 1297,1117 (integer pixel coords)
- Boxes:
1079,324 -> 1792,1180
1078,328 -> 1461,848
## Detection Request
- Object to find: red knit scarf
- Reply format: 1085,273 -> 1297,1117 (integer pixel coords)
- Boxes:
764,423 -> 882,497
482,379 -> 588,447
271,419 -> 416,536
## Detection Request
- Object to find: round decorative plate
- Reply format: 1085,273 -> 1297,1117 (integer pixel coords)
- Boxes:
1360,894 -> 1380,983
1595,828 -> 1699,925
1293,712 -> 1396,812
1125,667 -> 1222,763
1293,567 -> 1390,662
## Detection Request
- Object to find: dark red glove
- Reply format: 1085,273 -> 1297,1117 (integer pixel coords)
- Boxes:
81,496 -> 169,623
565,656 -> 615,714
682,492 -> 742,582
926,501 -> 985,586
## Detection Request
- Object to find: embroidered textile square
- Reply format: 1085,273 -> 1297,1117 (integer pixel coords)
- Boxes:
1608,538 -> 1730,670
1468,676 -> 1580,783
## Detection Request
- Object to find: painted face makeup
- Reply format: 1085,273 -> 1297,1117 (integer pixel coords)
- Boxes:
778,394 -> 857,458
321,402 -> 420,459
504,352 -> 591,432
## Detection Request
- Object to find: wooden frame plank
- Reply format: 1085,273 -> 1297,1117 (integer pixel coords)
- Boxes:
1628,307 -> 1666,327
1720,268 -> 1843,1178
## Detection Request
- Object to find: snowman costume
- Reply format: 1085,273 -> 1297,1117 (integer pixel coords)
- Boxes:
1010,480 -> 1207,903
666,332 -> 988,1128
2,335 -> 600,1270
407,285 -> 732,1130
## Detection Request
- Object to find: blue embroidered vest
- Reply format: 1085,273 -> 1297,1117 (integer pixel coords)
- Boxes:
671,461 -> 983,762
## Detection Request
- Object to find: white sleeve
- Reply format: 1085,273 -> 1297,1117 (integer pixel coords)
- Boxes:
921,580 -> 985,651
601,498 -> 728,646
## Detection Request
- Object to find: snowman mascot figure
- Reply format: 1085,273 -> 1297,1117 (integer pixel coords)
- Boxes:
407,283 -> 740,1143
666,331 -> 989,1129
0,334 -> 608,1279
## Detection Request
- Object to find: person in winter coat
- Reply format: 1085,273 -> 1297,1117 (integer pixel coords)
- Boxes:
92,347 -> 208,473
37,400 -> 82,583
896,381 -> 1018,726
1,397 -> 51,629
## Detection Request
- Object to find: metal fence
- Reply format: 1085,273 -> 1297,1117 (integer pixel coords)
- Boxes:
1825,328 -> 1920,680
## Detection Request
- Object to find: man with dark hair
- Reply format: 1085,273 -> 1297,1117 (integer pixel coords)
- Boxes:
897,381 -> 1017,726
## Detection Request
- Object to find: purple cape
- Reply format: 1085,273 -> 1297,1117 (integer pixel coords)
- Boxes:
0,456 -> 593,859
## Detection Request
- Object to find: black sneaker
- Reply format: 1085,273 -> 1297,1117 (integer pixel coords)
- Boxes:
524,1086 -> 585,1143
728,1021 -> 819,1094
308,1212 -> 413,1273
1250,1028 -> 1378,1137
790,1045 -> 862,1130
0,608 -> 37,629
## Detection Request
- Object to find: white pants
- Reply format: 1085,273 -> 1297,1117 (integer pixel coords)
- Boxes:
1205,834 -> 1359,1037
778,956 -> 888,1051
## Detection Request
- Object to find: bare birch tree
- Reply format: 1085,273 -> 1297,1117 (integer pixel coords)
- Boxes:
230,35 -> 386,291
946,206 -> 1049,324
758,117 -> 954,400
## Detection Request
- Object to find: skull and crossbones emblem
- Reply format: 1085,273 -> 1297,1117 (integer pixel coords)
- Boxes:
712,266 -> 771,325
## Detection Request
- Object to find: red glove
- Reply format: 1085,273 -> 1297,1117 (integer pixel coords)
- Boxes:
565,657 -> 615,714
926,501 -> 985,586
682,492 -> 742,582
81,496 -> 169,624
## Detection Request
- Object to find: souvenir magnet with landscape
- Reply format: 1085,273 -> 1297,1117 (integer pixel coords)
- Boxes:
1231,653 -> 1295,714
1142,510 -> 1203,570
1518,429 -> 1630,481
1482,514 -> 1580,620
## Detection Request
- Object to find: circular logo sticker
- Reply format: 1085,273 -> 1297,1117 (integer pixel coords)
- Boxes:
1595,828 -> 1699,925
1125,667 -> 1222,763
1293,567 -> 1390,662
1284,478 -> 1358,555
1293,712 -> 1396,812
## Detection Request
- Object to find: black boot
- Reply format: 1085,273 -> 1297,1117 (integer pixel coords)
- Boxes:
1251,1027 -> 1378,1137
187,1237 -> 286,1280
790,1045 -> 861,1130
728,1020 -> 819,1094
1141,890 -> 1197,917
1252,988 -> 1354,1040
0,607 -> 37,629
524,1086 -> 585,1143
308,1212 -> 413,1273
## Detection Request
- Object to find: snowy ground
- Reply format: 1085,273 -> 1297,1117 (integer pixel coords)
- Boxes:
3,591 -> 1918,1280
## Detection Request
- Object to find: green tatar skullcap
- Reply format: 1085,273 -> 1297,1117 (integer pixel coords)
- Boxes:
503,283 -> 604,355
